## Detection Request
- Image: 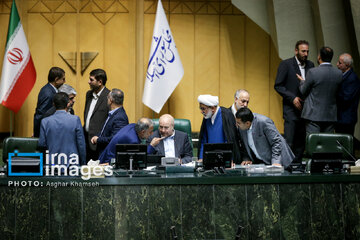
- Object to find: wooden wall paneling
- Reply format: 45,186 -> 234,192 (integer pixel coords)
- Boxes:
18,12 -> 53,137
269,40 -> 284,132
244,17 -> 270,116
219,15 -> 245,109
168,14 -> 195,123
104,13 -> 134,121
53,13 -> 77,113
78,13 -> 104,125
193,15 -> 220,132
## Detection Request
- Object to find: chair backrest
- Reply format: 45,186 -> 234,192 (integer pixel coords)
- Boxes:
305,133 -> 353,158
2,137 -> 40,163
152,118 -> 192,146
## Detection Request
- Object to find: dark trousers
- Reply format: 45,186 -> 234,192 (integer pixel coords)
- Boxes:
284,119 -> 306,163
335,123 -> 355,136
84,131 -> 100,162
305,120 -> 335,134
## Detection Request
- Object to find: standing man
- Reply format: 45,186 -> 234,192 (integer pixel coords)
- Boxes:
236,108 -> 294,168
197,94 -> 242,163
299,46 -> 342,133
229,89 -> 250,116
147,114 -> 193,163
274,40 -> 314,162
99,118 -> 154,164
84,69 -> 110,162
33,67 -> 65,137
39,92 -> 86,167
90,88 -> 129,154
42,84 -> 77,119
336,53 -> 360,137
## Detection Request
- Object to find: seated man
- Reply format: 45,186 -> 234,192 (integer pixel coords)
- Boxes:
99,118 -> 154,163
197,94 -> 241,163
39,92 -> 86,167
147,114 -> 193,164
91,88 -> 129,154
235,107 -> 294,168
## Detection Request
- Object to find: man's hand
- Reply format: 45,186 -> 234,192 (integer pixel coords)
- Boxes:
296,73 -> 304,81
90,136 -> 98,144
293,97 -> 303,111
150,137 -> 165,147
241,161 -> 252,165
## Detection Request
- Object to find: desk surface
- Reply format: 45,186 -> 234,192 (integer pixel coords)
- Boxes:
1,169 -> 360,186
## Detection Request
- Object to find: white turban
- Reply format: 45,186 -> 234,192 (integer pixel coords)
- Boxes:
197,94 -> 219,107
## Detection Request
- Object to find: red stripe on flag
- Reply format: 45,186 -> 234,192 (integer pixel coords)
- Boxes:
1,56 -> 36,113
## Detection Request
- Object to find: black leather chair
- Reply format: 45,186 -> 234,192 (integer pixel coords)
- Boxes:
305,133 -> 353,158
304,133 -> 354,172
2,137 -> 40,163
152,118 -> 192,147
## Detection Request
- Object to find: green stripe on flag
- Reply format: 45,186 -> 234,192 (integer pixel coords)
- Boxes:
6,0 -> 20,44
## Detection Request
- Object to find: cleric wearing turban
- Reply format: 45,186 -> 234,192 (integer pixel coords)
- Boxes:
197,94 -> 243,163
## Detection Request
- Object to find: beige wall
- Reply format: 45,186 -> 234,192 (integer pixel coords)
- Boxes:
0,0 -> 283,136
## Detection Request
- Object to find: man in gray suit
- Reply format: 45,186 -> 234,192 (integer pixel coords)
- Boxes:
299,46 -> 342,133
236,108 -> 294,168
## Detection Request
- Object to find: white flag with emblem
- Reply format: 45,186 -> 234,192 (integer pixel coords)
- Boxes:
142,0 -> 184,113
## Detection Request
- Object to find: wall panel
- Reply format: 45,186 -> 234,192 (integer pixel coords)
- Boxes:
0,0 -> 284,137
193,15 -> 220,131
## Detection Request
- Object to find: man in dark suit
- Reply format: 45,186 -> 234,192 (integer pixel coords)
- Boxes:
236,108 -> 294,168
274,40 -> 314,162
84,69 -> 110,162
299,46 -> 342,133
147,114 -> 193,164
336,53 -> 360,137
33,67 -> 65,137
39,92 -> 86,167
41,84 -> 77,120
99,118 -> 154,164
90,88 -> 129,154
229,89 -> 250,116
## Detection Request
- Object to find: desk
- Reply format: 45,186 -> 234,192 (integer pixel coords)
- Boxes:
1,171 -> 360,239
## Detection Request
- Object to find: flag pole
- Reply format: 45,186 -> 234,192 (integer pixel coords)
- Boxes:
10,111 -> 13,137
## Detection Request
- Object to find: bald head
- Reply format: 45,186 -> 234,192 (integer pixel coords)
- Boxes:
337,53 -> 353,73
159,114 -> 175,137
234,89 -> 250,110
135,118 -> 154,140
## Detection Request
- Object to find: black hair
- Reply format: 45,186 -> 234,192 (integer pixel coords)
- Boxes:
53,92 -> 69,110
90,68 -> 107,85
48,67 -> 65,83
235,107 -> 254,123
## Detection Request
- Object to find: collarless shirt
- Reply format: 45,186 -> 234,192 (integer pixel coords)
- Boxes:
231,103 -> 237,117
163,131 -> 176,157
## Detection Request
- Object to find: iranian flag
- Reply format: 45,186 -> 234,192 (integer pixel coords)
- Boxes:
0,0 -> 36,113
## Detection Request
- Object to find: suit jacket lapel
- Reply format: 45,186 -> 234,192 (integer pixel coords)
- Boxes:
92,87 -> 107,114
292,57 -> 301,75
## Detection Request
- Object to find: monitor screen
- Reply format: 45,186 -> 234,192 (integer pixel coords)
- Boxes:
115,144 -> 147,170
203,143 -> 233,170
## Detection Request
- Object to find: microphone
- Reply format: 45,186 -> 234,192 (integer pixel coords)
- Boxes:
336,140 -> 357,162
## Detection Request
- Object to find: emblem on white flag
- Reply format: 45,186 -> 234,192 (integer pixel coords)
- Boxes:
142,0 -> 184,113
